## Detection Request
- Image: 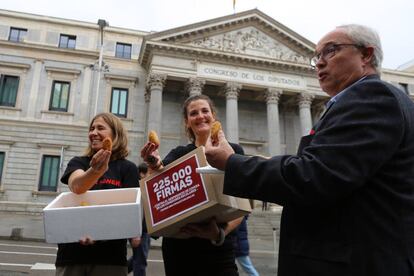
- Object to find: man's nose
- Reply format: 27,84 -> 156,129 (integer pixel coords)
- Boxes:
316,57 -> 326,69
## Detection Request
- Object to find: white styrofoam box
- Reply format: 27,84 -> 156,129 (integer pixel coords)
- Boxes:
43,188 -> 141,244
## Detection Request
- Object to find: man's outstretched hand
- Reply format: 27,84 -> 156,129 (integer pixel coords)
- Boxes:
205,130 -> 235,170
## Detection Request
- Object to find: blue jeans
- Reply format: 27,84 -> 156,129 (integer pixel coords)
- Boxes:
236,255 -> 260,276
127,232 -> 150,276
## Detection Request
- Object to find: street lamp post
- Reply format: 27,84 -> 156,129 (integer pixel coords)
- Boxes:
93,19 -> 109,116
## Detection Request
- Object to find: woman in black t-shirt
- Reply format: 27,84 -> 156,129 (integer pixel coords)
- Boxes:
56,112 -> 139,276
141,95 -> 244,276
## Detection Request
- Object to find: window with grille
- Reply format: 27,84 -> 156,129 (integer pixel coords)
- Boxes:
0,75 -> 19,107
9,27 -> 27,42
115,43 -> 132,59
59,34 -> 76,49
49,81 -> 70,111
38,155 -> 60,192
110,88 -> 128,117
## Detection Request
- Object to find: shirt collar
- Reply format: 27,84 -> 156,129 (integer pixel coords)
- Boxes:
326,76 -> 368,106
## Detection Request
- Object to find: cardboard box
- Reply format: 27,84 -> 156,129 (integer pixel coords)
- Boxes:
43,188 -> 141,243
140,147 -> 251,238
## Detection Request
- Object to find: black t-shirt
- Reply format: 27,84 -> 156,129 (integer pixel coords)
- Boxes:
161,143 -> 244,276
55,156 -> 138,267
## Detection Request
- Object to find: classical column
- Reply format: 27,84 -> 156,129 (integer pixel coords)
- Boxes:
224,82 -> 241,143
265,88 -> 283,156
185,77 -> 205,97
143,83 -> 151,142
297,92 -> 315,136
145,73 -> 166,136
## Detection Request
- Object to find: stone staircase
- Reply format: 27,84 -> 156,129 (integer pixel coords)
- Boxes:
239,205 -> 282,275
247,205 -> 282,252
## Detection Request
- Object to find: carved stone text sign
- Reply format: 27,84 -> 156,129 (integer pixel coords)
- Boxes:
198,63 -> 306,90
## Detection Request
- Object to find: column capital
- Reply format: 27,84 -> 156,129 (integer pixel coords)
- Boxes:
297,92 -> 315,108
146,73 -> 167,91
265,88 -> 283,104
185,77 -> 205,97
224,82 -> 242,99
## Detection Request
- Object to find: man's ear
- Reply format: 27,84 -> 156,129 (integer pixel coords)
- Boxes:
361,46 -> 375,64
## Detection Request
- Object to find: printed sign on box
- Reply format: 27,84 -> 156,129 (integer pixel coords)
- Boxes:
141,146 -> 252,238
146,154 -> 208,226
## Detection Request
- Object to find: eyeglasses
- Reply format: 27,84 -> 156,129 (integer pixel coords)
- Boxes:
310,43 -> 364,68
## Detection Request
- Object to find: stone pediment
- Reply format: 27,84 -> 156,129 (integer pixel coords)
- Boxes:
140,9 -> 315,71
184,26 -> 309,65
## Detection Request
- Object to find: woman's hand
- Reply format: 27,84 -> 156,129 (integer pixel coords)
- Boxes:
130,236 -> 141,248
89,149 -> 111,175
79,235 -> 95,245
180,218 -> 221,240
68,149 -> 111,194
140,142 -> 162,170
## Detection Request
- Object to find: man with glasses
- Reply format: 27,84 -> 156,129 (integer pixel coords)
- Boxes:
205,24 -> 414,276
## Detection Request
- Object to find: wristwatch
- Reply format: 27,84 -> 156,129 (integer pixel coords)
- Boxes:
210,227 -> 225,246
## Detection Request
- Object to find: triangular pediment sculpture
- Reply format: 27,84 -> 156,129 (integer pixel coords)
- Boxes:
183,26 -> 309,65
139,9 -> 315,71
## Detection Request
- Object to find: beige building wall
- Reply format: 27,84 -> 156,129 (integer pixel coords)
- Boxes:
0,9 -> 148,212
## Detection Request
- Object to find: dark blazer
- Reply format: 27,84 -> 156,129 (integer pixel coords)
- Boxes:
223,75 -> 414,276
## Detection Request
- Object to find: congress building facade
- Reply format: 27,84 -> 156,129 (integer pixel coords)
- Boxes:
0,9 -> 413,218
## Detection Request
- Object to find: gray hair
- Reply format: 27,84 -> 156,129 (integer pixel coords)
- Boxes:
337,24 -> 383,73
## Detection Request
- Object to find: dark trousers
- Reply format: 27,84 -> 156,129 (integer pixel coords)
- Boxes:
56,265 -> 127,276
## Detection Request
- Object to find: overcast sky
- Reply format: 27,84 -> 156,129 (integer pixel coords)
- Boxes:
1,0 -> 413,69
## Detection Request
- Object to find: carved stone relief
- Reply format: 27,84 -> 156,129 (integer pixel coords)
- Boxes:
297,92 -> 315,108
187,27 -> 309,64
265,88 -> 283,104
185,77 -> 205,96
224,82 -> 242,99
